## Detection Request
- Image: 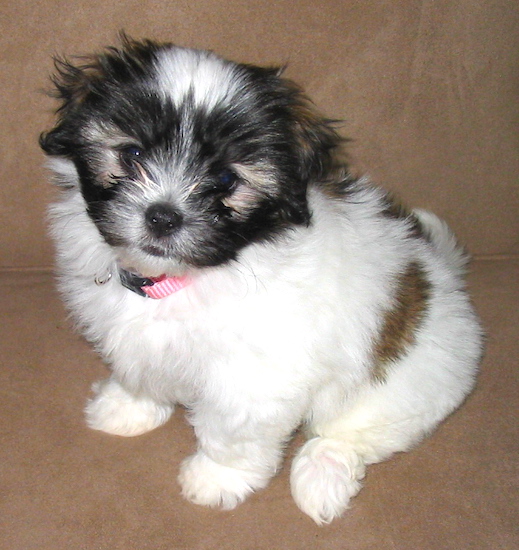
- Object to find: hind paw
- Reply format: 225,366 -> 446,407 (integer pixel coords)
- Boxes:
290,437 -> 366,525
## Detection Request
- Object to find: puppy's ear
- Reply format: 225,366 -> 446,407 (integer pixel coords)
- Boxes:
286,81 -> 344,183
39,56 -> 99,156
266,68 -> 343,183
39,36 -> 164,157
39,121 -> 74,156
244,65 -> 344,183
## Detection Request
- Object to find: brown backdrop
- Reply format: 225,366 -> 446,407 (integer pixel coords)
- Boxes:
1,2 -> 518,550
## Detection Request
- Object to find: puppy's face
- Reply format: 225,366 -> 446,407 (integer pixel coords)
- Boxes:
41,38 -> 340,275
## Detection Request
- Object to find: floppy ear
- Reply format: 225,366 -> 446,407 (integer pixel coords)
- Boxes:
243,64 -> 344,184
39,36 -> 165,157
280,75 -> 344,183
39,56 -> 98,156
39,121 -> 74,156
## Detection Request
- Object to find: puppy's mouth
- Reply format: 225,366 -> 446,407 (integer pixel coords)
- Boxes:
142,244 -> 169,257
115,242 -> 186,280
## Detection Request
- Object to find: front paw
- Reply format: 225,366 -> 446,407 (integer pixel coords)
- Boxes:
85,378 -> 173,437
178,452 -> 269,510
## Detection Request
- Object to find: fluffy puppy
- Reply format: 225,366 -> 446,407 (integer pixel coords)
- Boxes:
40,37 -> 483,524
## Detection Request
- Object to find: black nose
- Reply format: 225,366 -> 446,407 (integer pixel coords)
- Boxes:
145,203 -> 183,237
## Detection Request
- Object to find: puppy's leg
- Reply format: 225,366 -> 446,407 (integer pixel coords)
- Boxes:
290,406 -> 424,525
85,377 -> 173,437
291,349 -> 478,524
290,436 -> 366,525
178,408 -> 297,510
179,450 -> 275,511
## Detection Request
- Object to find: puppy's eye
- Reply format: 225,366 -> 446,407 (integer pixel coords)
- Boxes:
217,169 -> 238,191
119,145 -> 144,171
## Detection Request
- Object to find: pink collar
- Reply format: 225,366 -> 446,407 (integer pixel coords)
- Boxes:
142,274 -> 191,299
118,268 -> 191,299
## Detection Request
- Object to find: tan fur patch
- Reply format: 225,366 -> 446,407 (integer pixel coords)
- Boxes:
222,163 -> 278,218
80,122 -> 143,187
371,262 -> 431,383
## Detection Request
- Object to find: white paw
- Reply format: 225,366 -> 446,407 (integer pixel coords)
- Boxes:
290,437 -> 366,525
85,378 -> 173,437
178,452 -> 269,510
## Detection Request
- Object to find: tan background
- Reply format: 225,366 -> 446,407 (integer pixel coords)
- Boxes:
1,2 -> 518,550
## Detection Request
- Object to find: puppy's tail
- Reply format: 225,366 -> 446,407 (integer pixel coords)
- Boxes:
414,208 -> 470,276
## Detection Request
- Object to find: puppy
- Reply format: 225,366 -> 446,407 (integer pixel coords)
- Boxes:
40,37 -> 483,524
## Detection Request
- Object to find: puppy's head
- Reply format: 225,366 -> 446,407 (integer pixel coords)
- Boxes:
41,36 -> 342,275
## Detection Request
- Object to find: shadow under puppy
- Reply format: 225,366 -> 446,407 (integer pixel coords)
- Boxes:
40,37 -> 483,525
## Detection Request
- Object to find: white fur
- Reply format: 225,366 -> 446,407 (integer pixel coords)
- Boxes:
48,157 -> 482,523
85,378 -> 173,436
154,47 -> 243,110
